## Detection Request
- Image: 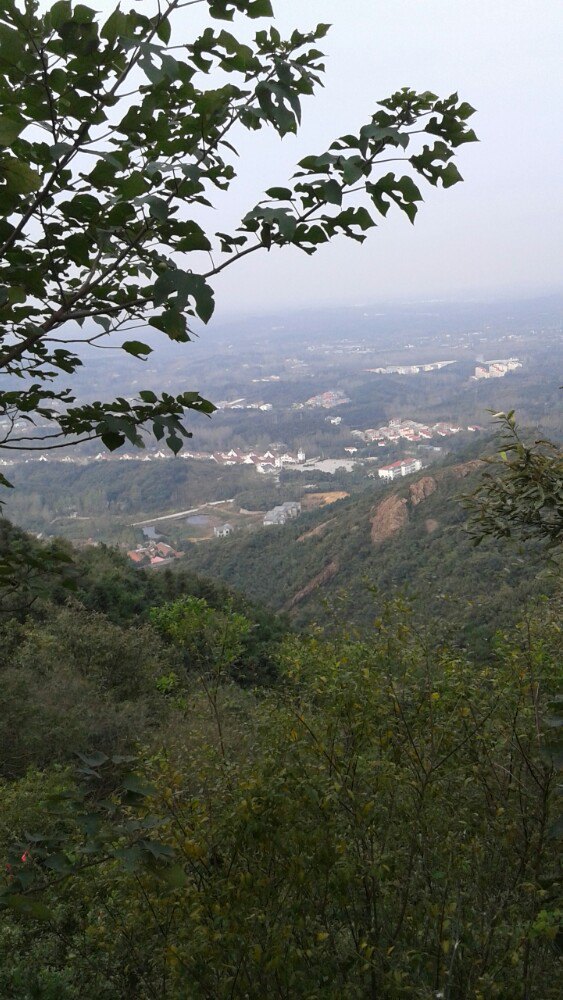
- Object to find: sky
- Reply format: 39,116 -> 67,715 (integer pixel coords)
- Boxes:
204,0 -> 563,315
43,1 -> 563,316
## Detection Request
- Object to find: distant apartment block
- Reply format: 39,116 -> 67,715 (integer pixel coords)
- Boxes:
472,358 -> 522,380
378,459 -> 422,482
366,361 -> 455,375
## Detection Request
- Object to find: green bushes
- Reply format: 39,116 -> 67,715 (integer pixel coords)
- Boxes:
1,597 -> 560,998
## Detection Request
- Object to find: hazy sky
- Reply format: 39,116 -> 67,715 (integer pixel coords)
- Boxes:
206,0 -> 563,315
46,1 -> 563,316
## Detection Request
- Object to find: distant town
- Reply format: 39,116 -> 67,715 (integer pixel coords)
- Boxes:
0,416 -> 485,475
1,295 -> 559,559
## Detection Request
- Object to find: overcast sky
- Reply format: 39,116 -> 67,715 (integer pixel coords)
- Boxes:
49,1 -> 563,317
204,0 -> 563,316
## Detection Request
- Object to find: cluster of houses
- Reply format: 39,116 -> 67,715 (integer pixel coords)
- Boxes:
378,458 -> 423,481
472,358 -> 522,379
298,390 -> 350,409
352,417 -> 479,446
127,540 -> 182,567
263,501 -> 301,526
195,447 -> 306,474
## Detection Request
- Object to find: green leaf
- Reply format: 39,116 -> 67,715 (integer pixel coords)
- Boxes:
101,8 -> 129,42
177,391 -> 215,414
120,172 -> 150,199
0,116 -> 25,147
441,162 -> 463,188
265,187 -> 292,200
0,285 -> 26,306
76,813 -> 103,836
0,158 -> 41,194
153,270 -> 215,323
160,864 -> 187,888
101,430 -> 125,451
142,840 -> 175,859
44,853 -> 72,874
122,340 -> 153,358
458,101 -> 477,119
122,773 -> 156,797
166,432 -> 183,455
173,221 -> 211,252
150,309 -> 189,341
247,0 -> 274,17
50,0 -> 72,31
322,179 -> 342,205
65,233 -> 91,266
50,142 -> 73,160
74,5 -> 96,24
156,16 -> 171,43
147,197 -> 169,221
340,156 -> 365,184
112,845 -> 143,871
360,123 -> 409,150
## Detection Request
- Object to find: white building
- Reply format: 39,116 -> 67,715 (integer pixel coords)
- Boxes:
214,524 -> 233,538
378,458 -> 422,481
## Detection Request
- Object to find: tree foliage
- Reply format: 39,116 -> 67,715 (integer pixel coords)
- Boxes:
0,597 -> 560,998
464,412 -> 563,552
0,0 -> 476,467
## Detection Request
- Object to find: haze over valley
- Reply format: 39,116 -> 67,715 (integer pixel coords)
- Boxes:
2,293 -> 560,557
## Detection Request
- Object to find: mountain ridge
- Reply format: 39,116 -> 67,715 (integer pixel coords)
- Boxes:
182,454 -> 551,653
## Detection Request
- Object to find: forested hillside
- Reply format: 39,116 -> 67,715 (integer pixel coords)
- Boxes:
1,425 -> 561,998
183,457 -> 555,653
0,517 -> 560,998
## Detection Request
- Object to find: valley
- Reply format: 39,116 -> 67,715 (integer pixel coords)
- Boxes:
1,294 -> 559,657
2,294 -> 561,548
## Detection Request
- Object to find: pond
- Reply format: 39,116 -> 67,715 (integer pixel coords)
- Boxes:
186,514 -> 213,526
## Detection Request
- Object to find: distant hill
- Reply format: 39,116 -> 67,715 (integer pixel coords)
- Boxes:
182,458 -> 554,655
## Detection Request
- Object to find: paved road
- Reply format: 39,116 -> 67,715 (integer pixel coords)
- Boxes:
131,499 -> 235,528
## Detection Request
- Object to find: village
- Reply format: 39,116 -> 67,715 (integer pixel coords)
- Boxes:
0,416 -> 484,476
297,389 -> 351,409
350,417 -> 483,445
